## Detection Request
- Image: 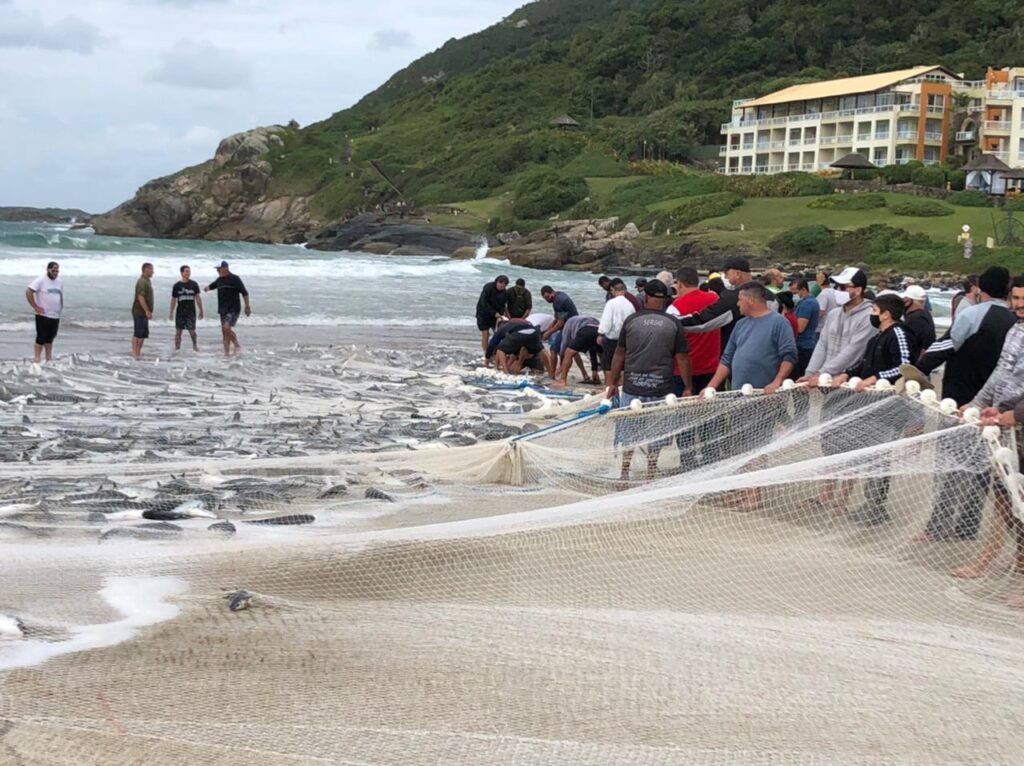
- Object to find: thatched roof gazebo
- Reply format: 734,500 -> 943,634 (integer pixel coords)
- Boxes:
964,153 -> 1013,194
830,153 -> 876,178
550,114 -> 581,129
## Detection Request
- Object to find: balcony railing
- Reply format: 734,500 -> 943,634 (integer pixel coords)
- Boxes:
803,137 -> 816,144
926,105 -> 945,114
985,120 -> 1012,131
874,132 -> 891,140
834,134 -> 854,143
987,150 -> 1010,160
923,132 -> 944,141
955,130 -> 976,142
721,103 -> 895,132
719,145 -> 729,155
895,131 -> 919,141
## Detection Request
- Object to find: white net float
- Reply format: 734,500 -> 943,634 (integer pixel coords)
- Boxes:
874,379 -> 893,391
817,373 -> 832,388
903,380 -> 921,396
741,384 -> 754,396
629,398 -> 643,412
920,389 -> 937,405
939,398 -> 958,415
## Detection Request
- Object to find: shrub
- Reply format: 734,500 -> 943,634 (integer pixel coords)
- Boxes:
949,189 -> 991,207
807,193 -> 886,210
605,173 -> 721,210
647,192 -> 742,231
560,149 -> 631,178
511,171 -> 588,219
1004,196 -> 1024,212
727,172 -> 831,198
946,169 -> 966,191
879,163 -> 920,184
833,224 -> 936,260
890,198 -> 954,217
910,165 -> 947,188
566,198 -> 599,219
768,224 -> 835,256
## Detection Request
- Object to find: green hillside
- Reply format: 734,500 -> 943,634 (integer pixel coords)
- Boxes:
267,0 -> 1024,224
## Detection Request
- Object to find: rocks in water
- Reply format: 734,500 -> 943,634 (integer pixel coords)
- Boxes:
318,484 -> 348,499
364,487 -> 395,502
306,213 -> 486,257
208,521 -> 237,536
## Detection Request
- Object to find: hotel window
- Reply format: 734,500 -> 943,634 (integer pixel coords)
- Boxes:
927,94 -> 945,109
873,148 -> 887,165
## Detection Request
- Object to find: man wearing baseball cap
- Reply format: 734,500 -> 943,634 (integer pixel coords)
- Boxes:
675,255 -> 777,350
606,279 -> 692,483
800,267 -> 875,387
901,284 -> 934,360
204,260 -> 251,357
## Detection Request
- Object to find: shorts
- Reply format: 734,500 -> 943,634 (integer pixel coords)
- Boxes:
175,312 -> 196,331
220,312 -> 240,328
601,337 -> 618,372
133,314 -> 149,339
498,327 -> 543,356
568,325 -> 600,353
614,391 -> 673,449
476,315 -> 497,332
34,316 -> 60,346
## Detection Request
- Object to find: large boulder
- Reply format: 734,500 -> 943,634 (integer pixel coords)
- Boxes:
306,214 -> 486,255
214,127 -> 286,167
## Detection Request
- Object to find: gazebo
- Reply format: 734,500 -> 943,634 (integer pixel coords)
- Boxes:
829,153 -> 877,179
999,168 -> 1024,195
964,153 -> 1012,195
550,114 -> 581,130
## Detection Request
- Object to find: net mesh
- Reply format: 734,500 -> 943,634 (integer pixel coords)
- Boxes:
1,349 -> 1023,765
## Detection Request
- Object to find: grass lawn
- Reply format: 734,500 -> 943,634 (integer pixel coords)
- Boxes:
426,193 -> 512,230
689,193 -> 1006,246
585,176 -> 643,206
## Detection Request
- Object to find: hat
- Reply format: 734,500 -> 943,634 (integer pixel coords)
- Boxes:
831,266 -> 867,289
962,224 -> 971,232
895,364 -> 934,395
217,260 -> 229,269
722,256 -> 751,272
707,272 -> 721,281
643,279 -> 670,299
903,285 -> 927,302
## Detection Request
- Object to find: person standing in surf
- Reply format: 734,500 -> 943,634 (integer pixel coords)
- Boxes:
204,260 -> 251,357
169,265 -> 204,352
131,262 -> 155,360
475,275 -> 509,361
25,261 -> 63,363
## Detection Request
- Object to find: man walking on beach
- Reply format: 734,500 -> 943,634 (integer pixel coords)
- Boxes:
131,262 -> 154,360
170,265 -> 204,352
25,261 -> 63,363
204,260 -> 251,357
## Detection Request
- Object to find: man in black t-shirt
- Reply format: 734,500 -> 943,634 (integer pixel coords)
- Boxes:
204,260 -> 251,357
169,264 -> 204,352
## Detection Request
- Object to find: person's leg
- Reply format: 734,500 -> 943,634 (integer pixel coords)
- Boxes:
646,447 -> 661,481
33,316 -> 45,363
588,347 -> 601,383
174,329 -> 183,351
189,329 -> 199,351
554,349 -> 577,385
220,321 -> 231,356
572,352 -> 587,382
33,344 -> 42,363
952,482 -> 1007,578
480,330 -> 490,356
43,343 -> 53,362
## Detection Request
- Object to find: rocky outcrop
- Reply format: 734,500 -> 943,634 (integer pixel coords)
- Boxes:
0,207 -> 92,223
91,125 -> 314,244
305,213 -> 487,255
452,217 -> 640,271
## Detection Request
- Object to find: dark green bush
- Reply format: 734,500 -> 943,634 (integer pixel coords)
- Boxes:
949,189 -> 991,207
512,171 -> 588,219
910,165 -> 947,188
1004,197 -> 1024,212
768,224 -> 835,256
566,198 -> 599,219
647,192 -> 742,231
879,163 -> 920,184
807,193 -> 886,210
727,172 -> 832,198
946,169 -> 966,191
605,173 -> 720,211
890,198 -> 954,217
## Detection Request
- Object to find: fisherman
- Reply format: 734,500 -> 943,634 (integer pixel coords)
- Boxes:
131,262 -> 155,360
25,260 -> 63,363
539,285 -> 578,357
597,279 -> 637,385
204,260 -> 251,357
475,275 -> 509,359
169,265 -> 204,352
605,279 -> 692,483
553,315 -> 602,386
505,277 -> 531,319
901,284 -> 934,360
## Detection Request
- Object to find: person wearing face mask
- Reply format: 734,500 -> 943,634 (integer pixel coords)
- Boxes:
677,256 -> 778,353
799,267 -> 875,388
821,294 -> 915,526
900,285 -> 934,361
788,278 -> 819,379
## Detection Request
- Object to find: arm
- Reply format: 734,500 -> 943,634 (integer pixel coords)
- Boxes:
605,346 -> 626,398
707,332 -> 738,390
765,325 -> 798,394
674,352 -> 692,396
137,293 -> 152,318
819,314 -> 875,376
238,279 -> 251,316
169,297 -> 177,321
950,304 -> 983,351
542,317 -> 565,341
875,327 -> 913,382
971,328 -> 1022,409
195,293 -> 204,320
25,287 -> 43,315
705,362 -> 731,391
677,294 -> 734,332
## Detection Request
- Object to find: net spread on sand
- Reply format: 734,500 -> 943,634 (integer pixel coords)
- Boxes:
1,350 -> 1023,765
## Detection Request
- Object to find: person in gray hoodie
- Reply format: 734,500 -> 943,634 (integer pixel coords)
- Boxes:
800,267 -> 876,386
950,274 -> 1024,607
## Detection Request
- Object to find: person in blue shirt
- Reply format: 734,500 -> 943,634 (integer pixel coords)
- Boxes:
539,285 -> 579,360
789,278 -> 820,378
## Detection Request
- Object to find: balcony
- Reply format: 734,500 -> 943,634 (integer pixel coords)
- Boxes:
874,132 -> 891,140
955,130 -> 976,142
923,132 -> 944,142
803,137 -> 817,145
819,136 -> 836,145
985,120 -> 1012,131
895,131 -> 919,141
719,145 -> 729,155
926,105 -> 945,114
719,103 -> 895,132
987,150 -> 1010,160
986,90 -> 1014,100
834,134 -> 854,144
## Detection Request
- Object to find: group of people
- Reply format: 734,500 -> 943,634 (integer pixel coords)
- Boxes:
475,261 -> 1024,606
25,259 -> 251,362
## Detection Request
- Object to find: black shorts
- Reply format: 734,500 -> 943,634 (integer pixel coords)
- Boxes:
498,327 -> 543,356
476,315 -> 497,332
568,325 -> 600,353
601,337 -> 618,372
133,314 -> 149,339
220,312 -> 240,328
34,316 -> 59,345
175,311 -> 196,331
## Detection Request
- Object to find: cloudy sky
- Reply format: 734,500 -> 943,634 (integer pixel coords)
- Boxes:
0,0 -> 525,212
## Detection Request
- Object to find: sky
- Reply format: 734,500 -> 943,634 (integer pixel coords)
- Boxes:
0,0 -> 526,212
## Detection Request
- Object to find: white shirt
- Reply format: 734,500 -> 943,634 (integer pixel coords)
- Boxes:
599,295 -> 636,340
528,314 -> 554,332
28,275 -> 64,319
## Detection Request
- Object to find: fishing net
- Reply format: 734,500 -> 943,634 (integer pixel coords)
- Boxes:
1,350 -> 1023,765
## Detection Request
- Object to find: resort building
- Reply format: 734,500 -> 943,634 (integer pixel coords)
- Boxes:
719,66 -> 1024,177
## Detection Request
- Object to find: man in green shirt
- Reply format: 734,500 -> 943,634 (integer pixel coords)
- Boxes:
131,262 -> 155,360
505,278 -> 532,319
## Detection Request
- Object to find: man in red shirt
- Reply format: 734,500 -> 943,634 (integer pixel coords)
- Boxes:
668,267 -> 720,393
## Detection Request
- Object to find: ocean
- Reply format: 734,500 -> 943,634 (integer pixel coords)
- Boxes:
0,222 -> 612,333
0,221 -> 952,334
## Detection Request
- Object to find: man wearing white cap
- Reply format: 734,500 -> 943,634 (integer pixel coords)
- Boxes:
901,284 -> 934,361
